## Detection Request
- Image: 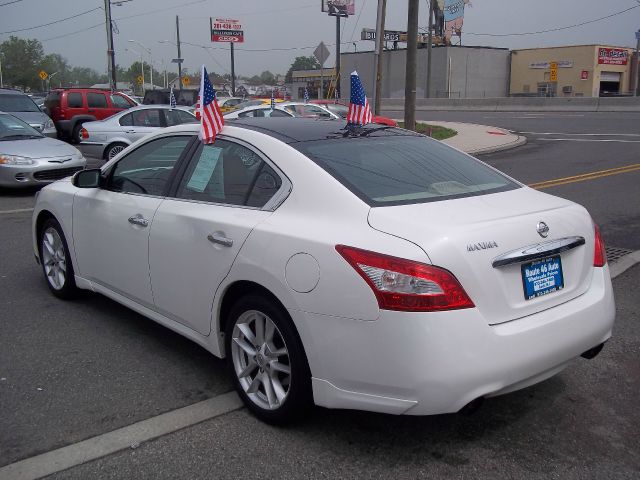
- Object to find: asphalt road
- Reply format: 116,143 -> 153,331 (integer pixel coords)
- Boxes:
1,111 -> 639,479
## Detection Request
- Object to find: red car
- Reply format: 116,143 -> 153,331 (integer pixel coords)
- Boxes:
310,100 -> 397,126
44,88 -> 136,143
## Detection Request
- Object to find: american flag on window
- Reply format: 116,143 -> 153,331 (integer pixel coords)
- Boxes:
303,87 -> 309,103
347,71 -> 372,126
198,66 -> 224,144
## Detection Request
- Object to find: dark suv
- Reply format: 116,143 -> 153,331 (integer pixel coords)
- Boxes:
44,88 -> 136,143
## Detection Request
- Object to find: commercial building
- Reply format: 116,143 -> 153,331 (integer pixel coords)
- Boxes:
509,45 -> 636,97
339,46 -> 511,99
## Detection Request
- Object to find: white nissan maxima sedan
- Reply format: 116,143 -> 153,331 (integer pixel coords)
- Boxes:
32,118 -> 615,424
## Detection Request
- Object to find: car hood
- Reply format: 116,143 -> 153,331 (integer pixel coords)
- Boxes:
10,111 -> 50,126
0,136 -> 82,159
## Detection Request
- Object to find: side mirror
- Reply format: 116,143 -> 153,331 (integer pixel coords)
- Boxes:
73,169 -> 102,188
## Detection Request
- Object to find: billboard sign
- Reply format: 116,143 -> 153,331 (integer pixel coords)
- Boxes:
361,28 -> 402,42
598,48 -> 628,65
322,0 -> 355,16
211,18 -> 244,43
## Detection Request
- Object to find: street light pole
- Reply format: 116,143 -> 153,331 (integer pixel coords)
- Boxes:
129,40 -> 154,89
404,0 -> 419,130
634,29 -> 640,97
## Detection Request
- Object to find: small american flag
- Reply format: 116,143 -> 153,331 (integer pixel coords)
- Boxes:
347,71 -> 372,126
198,66 -> 224,144
169,87 -> 176,109
303,87 -> 309,103
270,89 -> 275,110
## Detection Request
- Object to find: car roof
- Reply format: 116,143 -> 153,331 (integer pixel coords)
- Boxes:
228,117 -> 414,143
0,89 -> 29,96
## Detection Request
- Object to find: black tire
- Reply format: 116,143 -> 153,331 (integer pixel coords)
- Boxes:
71,123 -> 83,144
225,294 -> 312,424
104,142 -> 128,161
39,218 -> 79,299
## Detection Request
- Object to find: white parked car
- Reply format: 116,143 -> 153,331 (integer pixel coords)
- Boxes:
78,105 -> 197,161
32,118 -> 615,424
224,102 -> 339,120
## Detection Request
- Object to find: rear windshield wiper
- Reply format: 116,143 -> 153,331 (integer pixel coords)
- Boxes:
341,125 -> 397,137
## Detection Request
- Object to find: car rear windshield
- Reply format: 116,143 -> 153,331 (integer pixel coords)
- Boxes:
295,134 -> 519,206
0,94 -> 40,112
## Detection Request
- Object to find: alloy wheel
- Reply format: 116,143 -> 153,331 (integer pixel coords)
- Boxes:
231,310 -> 292,410
41,227 -> 67,290
108,144 -> 126,159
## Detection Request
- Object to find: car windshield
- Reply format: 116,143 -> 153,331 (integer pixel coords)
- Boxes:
295,134 -> 519,206
0,114 -> 43,139
325,103 -> 348,118
0,94 -> 41,112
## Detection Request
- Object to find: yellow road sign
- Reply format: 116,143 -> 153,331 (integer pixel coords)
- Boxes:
38,70 -> 48,81
550,62 -> 558,82
182,76 -> 190,86
136,75 -> 144,85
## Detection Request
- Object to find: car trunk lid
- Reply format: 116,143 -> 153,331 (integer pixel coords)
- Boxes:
367,187 -> 595,325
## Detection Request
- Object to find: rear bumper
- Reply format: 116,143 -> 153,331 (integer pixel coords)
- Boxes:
299,266 -> 615,415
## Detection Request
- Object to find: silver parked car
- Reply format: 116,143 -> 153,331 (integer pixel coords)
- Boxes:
0,89 -> 57,137
78,105 -> 197,161
0,112 -> 86,188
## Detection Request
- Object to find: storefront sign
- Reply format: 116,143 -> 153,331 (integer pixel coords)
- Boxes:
598,48 -> 628,65
211,18 -> 244,43
528,60 -> 573,69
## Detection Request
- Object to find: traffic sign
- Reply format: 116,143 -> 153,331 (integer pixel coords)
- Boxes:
182,76 -> 190,86
136,75 -> 144,85
314,42 -> 330,66
550,62 -> 558,82
38,70 -> 48,81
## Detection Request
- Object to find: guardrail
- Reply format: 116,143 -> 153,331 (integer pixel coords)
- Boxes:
381,96 -> 640,112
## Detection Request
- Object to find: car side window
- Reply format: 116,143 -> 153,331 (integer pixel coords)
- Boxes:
164,109 -> 197,126
87,93 -> 108,108
175,140 -> 282,208
237,110 -> 256,118
111,94 -> 133,109
268,109 -> 290,117
108,136 -> 191,196
132,109 -> 163,127
119,113 -> 133,126
67,92 -> 83,108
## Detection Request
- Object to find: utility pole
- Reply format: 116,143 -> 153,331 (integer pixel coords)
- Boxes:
404,0 -> 419,130
230,43 -> 236,96
335,15 -> 341,99
176,16 -> 183,90
373,0 -> 387,115
104,0 -> 117,92
426,0 -> 434,98
634,30 -> 640,97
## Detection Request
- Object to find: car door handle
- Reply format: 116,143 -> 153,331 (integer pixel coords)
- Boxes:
207,233 -> 233,247
125,129 -> 135,133
128,214 -> 149,227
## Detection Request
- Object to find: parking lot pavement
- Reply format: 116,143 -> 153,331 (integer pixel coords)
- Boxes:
43,265 -> 639,479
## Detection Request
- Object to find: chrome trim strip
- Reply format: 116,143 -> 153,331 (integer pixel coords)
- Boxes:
492,236 -> 585,268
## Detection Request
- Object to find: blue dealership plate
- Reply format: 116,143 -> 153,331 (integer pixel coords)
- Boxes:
521,256 -> 564,300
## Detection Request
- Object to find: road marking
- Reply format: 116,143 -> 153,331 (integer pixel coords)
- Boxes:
529,163 -> 640,190
0,208 -> 34,215
0,392 -> 243,480
538,138 -> 640,143
520,132 -> 640,137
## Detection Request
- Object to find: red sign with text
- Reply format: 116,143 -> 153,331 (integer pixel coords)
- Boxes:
580,70 -> 589,80
598,48 -> 628,65
211,18 -> 244,43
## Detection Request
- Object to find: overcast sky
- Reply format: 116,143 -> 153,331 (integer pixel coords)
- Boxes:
1,0 -> 639,77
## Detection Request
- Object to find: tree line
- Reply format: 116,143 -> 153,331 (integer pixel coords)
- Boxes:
0,36 -> 322,92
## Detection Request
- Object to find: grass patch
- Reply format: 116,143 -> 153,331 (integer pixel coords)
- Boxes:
398,122 -> 457,140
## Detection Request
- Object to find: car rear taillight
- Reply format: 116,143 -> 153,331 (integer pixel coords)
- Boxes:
81,128 -> 89,139
593,222 -> 607,267
336,245 -> 474,312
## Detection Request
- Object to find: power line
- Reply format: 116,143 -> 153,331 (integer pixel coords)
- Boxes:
0,7 -> 102,34
464,5 -> 640,37
41,23 -> 103,42
114,0 -> 207,22
0,0 -> 25,6
349,0 -> 368,43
